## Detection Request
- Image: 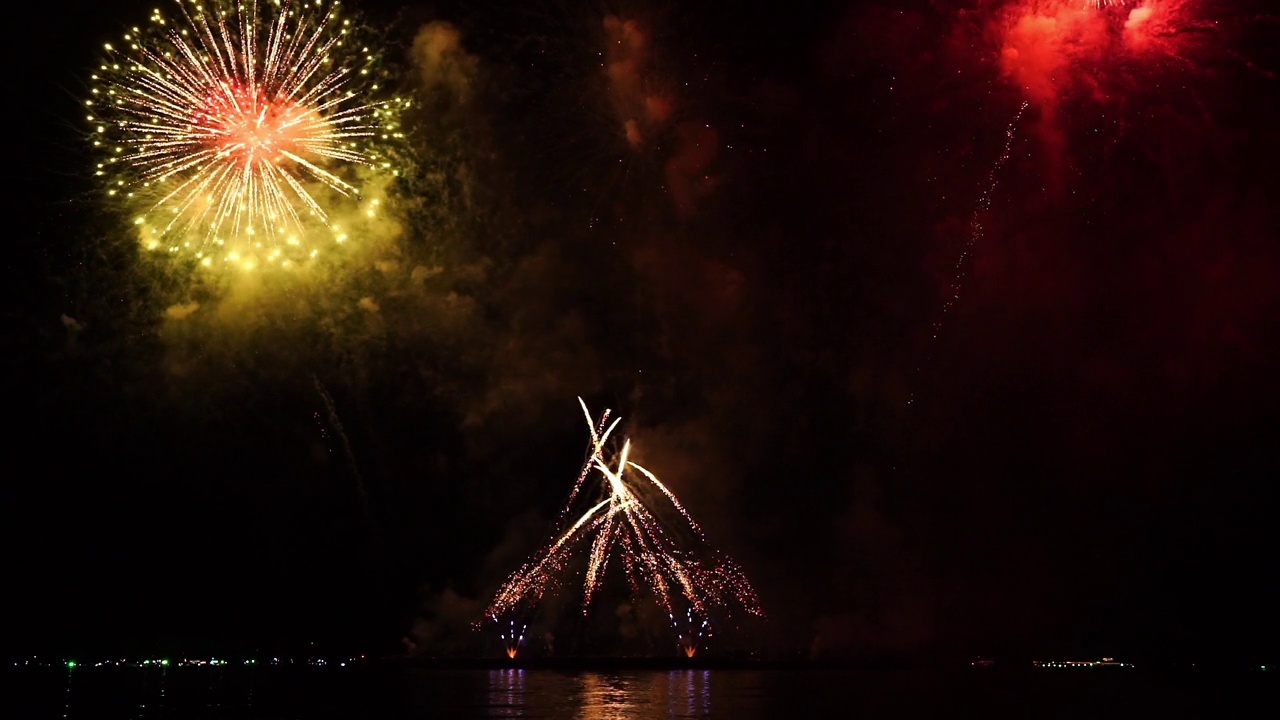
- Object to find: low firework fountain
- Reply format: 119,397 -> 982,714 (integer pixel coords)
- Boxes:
671,608 -> 711,658
482,398 -> 763,656
495,617 -> 527,659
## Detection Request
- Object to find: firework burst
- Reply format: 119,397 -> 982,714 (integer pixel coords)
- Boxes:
88,0 -> 408,269
483,399 -> 762,648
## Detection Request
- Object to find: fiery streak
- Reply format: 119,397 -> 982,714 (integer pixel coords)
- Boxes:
484,399 -> 762,643
89,0 -> 406,266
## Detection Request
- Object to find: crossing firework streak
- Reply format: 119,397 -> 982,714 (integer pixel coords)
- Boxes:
484,399 -> 762,638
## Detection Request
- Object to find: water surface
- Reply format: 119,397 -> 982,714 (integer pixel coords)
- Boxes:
8,664 -> 1272,718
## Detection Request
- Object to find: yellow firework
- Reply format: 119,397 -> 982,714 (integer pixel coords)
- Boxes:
88,0 -> 408,268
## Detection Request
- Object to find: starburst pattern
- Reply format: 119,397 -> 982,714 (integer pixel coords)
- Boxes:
88,0 -> 407,267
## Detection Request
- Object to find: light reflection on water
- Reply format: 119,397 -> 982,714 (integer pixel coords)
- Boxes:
61,667 -> 73,719
576,671 -> 648,719
135,666 -> 167,719
15,664 -> 1257,719
487,668 -> 526,718
35,665 -> 754,718
482,668 -> 717,719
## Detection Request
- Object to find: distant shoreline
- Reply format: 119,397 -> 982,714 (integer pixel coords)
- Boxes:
14,656 -> 1269,673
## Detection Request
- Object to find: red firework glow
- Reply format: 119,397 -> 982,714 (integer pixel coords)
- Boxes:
911,0 -> 1273,387
996,0 -> 1259,108
199,89 -> 316,170
982,0 -> 1273,193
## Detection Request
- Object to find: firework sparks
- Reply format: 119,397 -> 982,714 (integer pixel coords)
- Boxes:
671,607 -> 711,658
932,101 -> 1028,342
910,101 -> 1028,407
494,617 -> 527,659
89,0 -> 408,268
483,399 -> 762,648
998,0 -> 1273,95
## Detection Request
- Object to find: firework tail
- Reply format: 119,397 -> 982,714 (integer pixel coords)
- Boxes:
909,101 -> 1029,407
312,373 -> 373,528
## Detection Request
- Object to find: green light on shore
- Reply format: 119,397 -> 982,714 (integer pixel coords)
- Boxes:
67,661 -> 76,668
162,659 -> 169,666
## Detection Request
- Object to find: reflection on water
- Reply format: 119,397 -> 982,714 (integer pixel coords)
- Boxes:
62,667 -> 73,719
575,672 -> 641,720
667,670 -> 712,718
18,663 -> 1260,719
483,667 -> 715,718
487,668 -> 526,717
135,666 -> 166,719
562,669 -> 712,719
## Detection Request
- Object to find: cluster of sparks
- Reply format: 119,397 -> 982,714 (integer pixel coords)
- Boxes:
89,0 -> 408,269
496,619 -> 527,659
484,399 -> 762,654
671,608 -> 711,658
1000,0 -> 1273,89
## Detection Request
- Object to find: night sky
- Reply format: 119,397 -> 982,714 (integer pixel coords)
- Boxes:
6,0 -> 1278,665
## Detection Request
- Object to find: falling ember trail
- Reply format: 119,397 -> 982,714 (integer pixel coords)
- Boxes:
313,374 -> 373,527
909,102 -> 1029,406
933,101 -> 1028,341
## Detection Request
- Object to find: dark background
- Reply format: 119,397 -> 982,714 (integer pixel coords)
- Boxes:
5,0 -> 1277,666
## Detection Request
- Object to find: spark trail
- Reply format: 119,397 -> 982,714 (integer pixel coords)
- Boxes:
932,101 -> 1029,343
910,101 -> 1029,406
313,374 -> 373,527
483,399 -> 762,647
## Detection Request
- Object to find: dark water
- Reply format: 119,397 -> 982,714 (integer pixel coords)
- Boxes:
7,665 -> 1275,719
